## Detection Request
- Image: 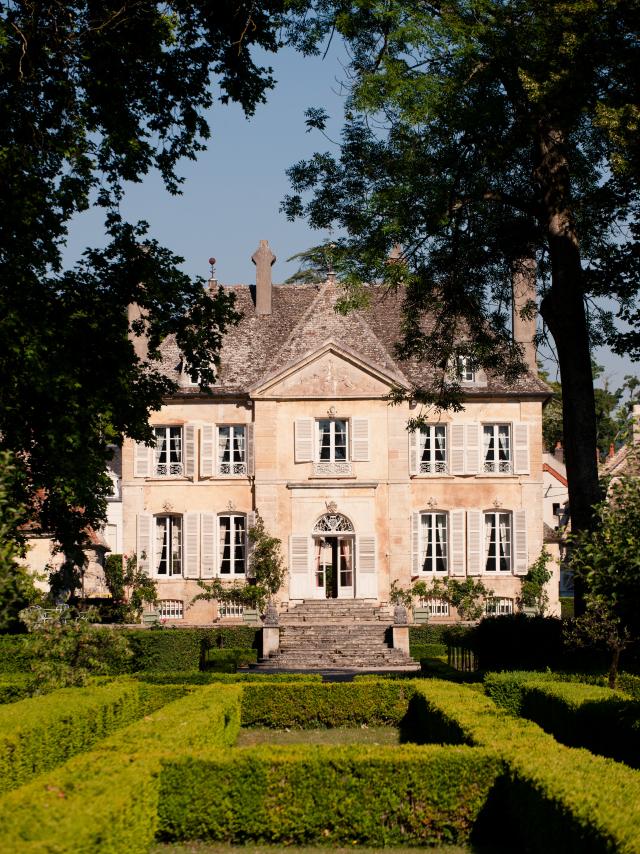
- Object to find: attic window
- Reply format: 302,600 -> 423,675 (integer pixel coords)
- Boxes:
457,356 -> 476,383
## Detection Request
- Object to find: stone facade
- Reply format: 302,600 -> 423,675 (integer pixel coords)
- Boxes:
120,245 -> 557,624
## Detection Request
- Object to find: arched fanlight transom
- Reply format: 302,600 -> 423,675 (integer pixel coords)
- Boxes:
313,513 -> 354,533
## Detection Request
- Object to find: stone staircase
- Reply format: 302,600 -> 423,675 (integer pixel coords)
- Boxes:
255,600 -> 419,671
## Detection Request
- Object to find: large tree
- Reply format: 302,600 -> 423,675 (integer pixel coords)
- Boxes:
0,2 -> 284,579
284,1 -> 639,602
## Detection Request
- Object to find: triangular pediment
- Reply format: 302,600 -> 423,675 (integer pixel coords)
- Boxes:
250,341 -> 410,399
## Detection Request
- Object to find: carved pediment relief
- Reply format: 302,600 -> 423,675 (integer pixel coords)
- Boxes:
252,345 -> 408,399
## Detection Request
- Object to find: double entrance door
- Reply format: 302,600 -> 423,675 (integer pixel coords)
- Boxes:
314,536 -> 354,598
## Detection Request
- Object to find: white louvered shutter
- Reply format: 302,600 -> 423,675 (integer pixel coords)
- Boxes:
246,423 -> 255,476
184,425 -> 196,478
467,510 -> 484,575
450,424 -> 466,475
449,510 -> 466,576
356,535 -> 377,598
136,514 -> 153,574
411,511 -> 422,574
294,418 -> 314,462
134,441 -> 153,478
200,424 -> 215,477
513,510 -> 528,575
465,423 -> 481,475
351,417 -> 370,461
183,512 -> 200,578
289,535 -> 310,598
513,423 -> 530,475
246,511 -> 258,576
200,513 -> 216,579
408,429 -> 419,476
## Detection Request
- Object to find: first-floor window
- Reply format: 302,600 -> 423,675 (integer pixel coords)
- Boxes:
219,514 -> 246,575
418,425 -> 447,474
420,512 -> 448,573
159,599 -> 184,619
155,515 -> 182,576
484,512 -> 511,572
317,419 -> 348,462
483,424 -> 511,474
153,426 -> 183,476
217,425 -> 246,475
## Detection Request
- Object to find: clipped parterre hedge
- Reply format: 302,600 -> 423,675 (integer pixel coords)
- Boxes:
0,683 -> 242,853
158,743 -> 502,847
484,671 -> 640,767
240,681 -> 417,728
0,679 -> 177,793
124,626 -> 260,672
403,680 -> 640,853
137,671 -> 322,685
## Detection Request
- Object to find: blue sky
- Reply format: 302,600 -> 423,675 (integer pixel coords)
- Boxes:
64,43 -> 637,388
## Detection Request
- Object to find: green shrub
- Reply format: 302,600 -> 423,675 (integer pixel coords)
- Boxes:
137,671 -> 322,685
0,674 -> 36,704
157,743 -> 502,846
619,673 -> 640,699
203,647 -> 258,671
410,642 -> 447,659
405,680 -> 640,853
0,680 -> 158,792
0,684 -> 243,853
124,627 -> 260,672
240,681 -> 416,728
0,635 -> 32,673
483,671 -> 559,715
472,614 -> 565,671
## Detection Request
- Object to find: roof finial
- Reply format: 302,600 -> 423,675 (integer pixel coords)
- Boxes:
208,257 -> 217,291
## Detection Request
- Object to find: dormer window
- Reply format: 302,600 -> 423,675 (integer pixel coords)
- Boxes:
457,356 -> 476,383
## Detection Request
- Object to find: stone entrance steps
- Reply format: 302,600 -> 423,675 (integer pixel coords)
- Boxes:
255,600 -> 418,671
280,599 -> 393,625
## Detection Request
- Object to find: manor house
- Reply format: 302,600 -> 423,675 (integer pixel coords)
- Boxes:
116,241 -> 555,625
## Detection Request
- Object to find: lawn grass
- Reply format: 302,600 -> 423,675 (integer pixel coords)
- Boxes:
151,845 -> 475,854
235,726 -> 401,747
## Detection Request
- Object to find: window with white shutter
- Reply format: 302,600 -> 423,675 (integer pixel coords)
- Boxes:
217,425 -> 247,475
356,534 -> 377,598
351,417 -> 370,461
200,513 -> 216,578
466,510 -> 483,575
483,511 -> 512,573
154,515 -> 183,577
136,514 -> 153,574
218,515 -> 247,576
410,426 -> 447,475
513,423 -> 530,475
513,509 -> 528,575
294,418 -> 314,462
449,510 -> 466,576
200,424 -> 215,478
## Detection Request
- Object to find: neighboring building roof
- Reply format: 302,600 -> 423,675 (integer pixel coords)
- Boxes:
542,453 -> 568,487
160,278 -> 550,398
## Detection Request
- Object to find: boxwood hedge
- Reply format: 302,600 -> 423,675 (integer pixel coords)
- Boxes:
157,743 -> 502,847
404,680 -> 640,853
0,679 -> 175,793
240,681 -> 417,728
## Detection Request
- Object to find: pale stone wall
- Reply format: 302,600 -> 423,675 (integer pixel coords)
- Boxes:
121,353 -> 546,625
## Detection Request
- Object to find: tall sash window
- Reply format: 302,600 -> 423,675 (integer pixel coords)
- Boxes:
155,516 -> 182,576
419,426 -> 447,474
484,512 -> 512,572
217,426 -> 246,475
483,424 -> 512,473
219,515 -> 246,575
420,512 -> 449,573
153,427 -> 183,476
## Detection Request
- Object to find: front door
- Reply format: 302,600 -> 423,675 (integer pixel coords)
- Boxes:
314,537 -> 354,598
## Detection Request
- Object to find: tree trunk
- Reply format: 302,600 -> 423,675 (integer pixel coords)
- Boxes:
536,126 -> 601,616
608,645 -> 621,690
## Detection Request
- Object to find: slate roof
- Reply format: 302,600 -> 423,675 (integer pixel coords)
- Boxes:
160,278 -> 550,398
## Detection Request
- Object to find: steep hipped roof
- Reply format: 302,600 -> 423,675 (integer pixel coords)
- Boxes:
160,278 -> 550,398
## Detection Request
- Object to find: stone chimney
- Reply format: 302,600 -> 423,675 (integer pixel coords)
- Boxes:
252,240 -> 276,315
554,441 -> 564,464
512,255 -> 537,373
127,302 -> 148,361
